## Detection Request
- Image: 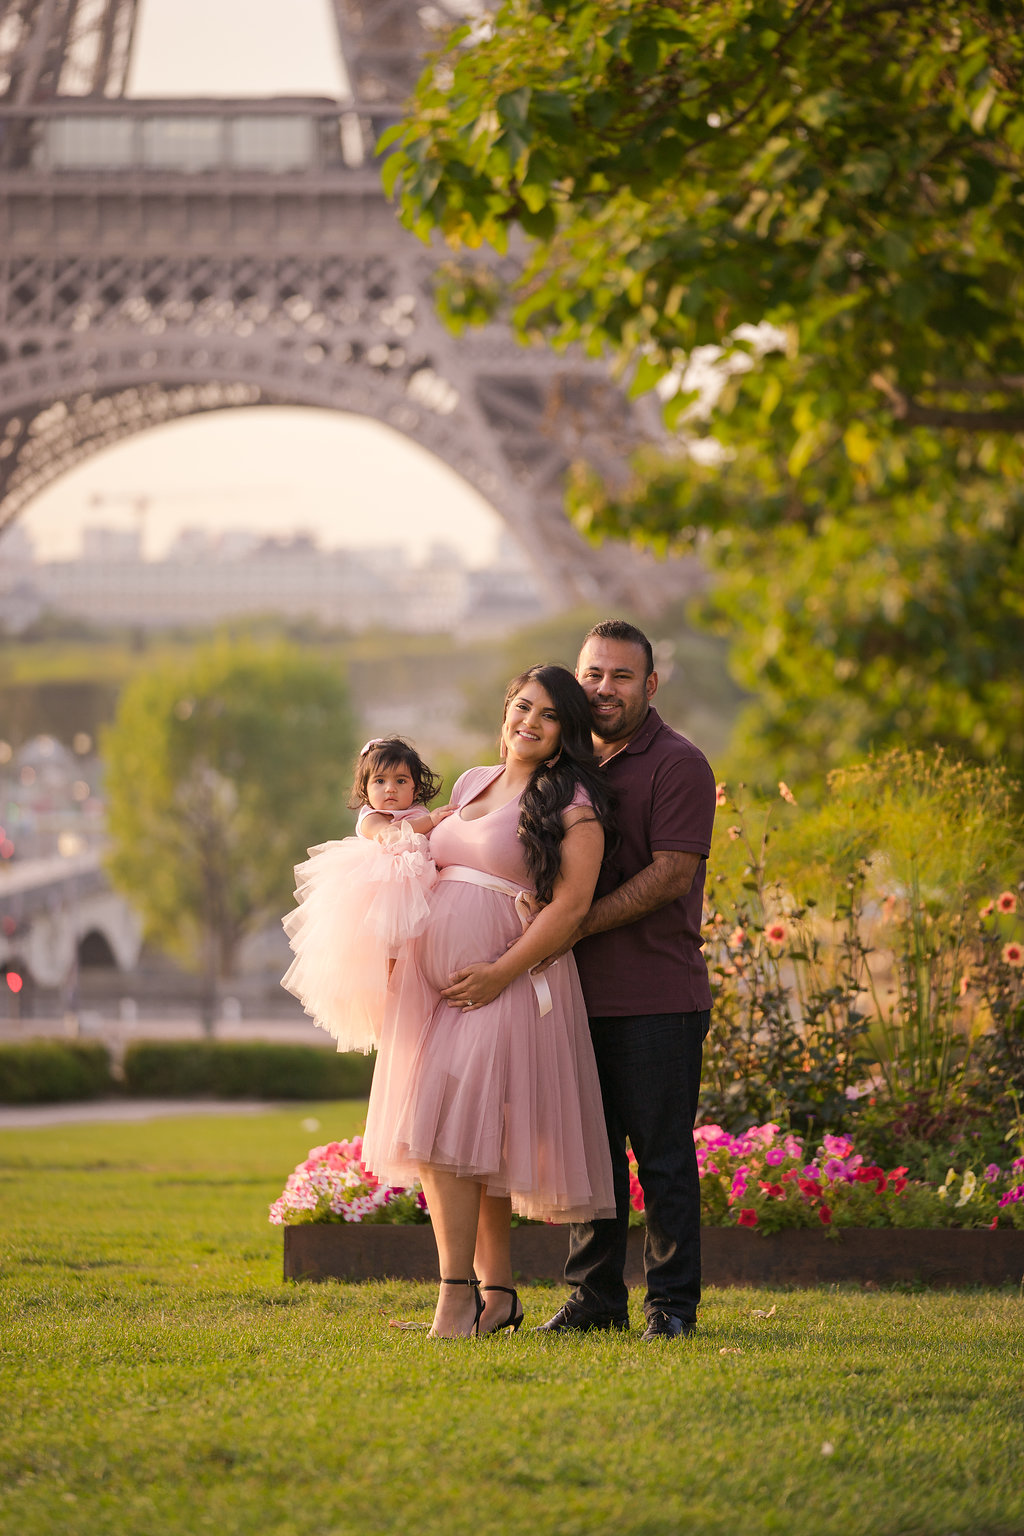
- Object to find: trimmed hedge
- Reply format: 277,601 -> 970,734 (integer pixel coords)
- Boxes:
122,1041 -> 375,1100
0,1041 -> 114,1104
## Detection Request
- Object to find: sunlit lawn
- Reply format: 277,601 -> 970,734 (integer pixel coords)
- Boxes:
1,1104 -> 1021,1536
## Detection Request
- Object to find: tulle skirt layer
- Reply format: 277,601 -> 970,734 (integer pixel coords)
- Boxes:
362,879 -> 615,1223
281,828 -> 436,1054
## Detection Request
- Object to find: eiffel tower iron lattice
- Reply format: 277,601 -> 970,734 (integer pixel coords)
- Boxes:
0,0 -> 688,607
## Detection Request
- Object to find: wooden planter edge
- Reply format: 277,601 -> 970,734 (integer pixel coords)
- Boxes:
283,1222 -> 1024,1289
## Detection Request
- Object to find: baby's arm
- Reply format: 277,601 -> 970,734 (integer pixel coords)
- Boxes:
404,804 -> 453,835
357,811 -> 394,841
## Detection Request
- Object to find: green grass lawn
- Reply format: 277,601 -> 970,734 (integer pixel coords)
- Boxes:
1,1104 -> 1021,1536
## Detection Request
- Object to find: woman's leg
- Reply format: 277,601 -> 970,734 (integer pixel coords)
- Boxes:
418,1165 -> 483,1337
475,1191 -> 521,1334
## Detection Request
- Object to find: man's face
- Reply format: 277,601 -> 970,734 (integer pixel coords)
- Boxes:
576,637 -> 657,745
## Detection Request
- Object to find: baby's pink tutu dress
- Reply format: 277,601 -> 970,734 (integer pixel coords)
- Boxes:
361,766 -> 615,1223
281,805 -> 437,1054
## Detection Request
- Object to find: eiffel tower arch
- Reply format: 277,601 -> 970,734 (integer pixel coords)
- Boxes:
0,0 -> 682,608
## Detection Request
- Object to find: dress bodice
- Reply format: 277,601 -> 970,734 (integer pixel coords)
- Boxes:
429,765 -> 532,888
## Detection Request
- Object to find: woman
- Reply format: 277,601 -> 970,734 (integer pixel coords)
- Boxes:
361,665 -> 616,1338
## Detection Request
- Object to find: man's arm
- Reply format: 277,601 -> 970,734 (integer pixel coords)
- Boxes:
533,849 -> 703,969
579,850 -> 703,938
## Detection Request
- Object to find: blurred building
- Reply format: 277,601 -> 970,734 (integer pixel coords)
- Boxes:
0,522 -> 549,634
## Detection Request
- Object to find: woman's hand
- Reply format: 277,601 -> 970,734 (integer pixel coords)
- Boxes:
440,960 -> 508,1012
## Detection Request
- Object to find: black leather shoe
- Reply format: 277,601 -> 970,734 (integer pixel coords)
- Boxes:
536,1299 -> 630,1334
641,1310 -> 695,1341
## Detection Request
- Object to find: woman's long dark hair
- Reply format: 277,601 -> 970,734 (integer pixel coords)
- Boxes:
503,665 -> 616,904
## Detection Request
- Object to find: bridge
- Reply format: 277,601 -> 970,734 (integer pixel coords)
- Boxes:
0,848 -> 142,1012
0,0 -> 688,610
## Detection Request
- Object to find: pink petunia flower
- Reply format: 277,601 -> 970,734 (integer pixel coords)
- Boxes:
997,890 -> 1017,914
984,1163 -> 1001,1182
1002,942 -> 1023,967
765,922 -> 787,945
764,1147 -> 786,1167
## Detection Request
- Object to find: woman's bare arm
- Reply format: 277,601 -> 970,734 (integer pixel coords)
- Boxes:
531,849 -> 703,971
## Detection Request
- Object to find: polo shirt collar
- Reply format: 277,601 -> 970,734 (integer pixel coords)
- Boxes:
599,705 -> 663,764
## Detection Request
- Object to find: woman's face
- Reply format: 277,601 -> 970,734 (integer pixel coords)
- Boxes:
502,681 -> 561,766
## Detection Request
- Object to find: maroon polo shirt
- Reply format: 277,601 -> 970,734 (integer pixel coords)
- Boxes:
573,706 -> 716,1016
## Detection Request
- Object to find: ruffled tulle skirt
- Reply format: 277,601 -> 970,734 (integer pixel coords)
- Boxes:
281,826 -> 436,1054
361,877 -> 615,1223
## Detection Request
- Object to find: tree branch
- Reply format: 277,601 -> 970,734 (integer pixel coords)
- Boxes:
871,373 -> 1024,432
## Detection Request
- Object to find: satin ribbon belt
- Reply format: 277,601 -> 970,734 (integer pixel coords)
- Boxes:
436,865 -> 554,1017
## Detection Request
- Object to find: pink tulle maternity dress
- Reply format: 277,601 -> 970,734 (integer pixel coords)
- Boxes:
281,805 -> 436,1054
361,766 -> 615,1223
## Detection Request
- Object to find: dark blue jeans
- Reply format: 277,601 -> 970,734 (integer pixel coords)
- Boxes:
565,1010 -> 710,1323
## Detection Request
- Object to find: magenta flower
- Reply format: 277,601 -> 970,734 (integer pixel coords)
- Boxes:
764,1147 -> 786,1167
984,1163 -> 1001,1182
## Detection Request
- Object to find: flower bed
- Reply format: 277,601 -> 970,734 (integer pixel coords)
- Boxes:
273,1127 -> 1024,1287
270,1126 -> 1024,1234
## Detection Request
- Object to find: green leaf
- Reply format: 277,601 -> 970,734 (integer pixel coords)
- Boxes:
531,91 -> 575,135
585,90 -> 617,130
520,202 -> 557,240
628,353 -> 665,399
629,29 -> 660,74
497,87 -> 532,128
379,150 -> 407,200
522,148 -> 557,189
877,230 -> 913,271
843,150 -> 892,195
374,122 -> 408,155
843,422 -> 875,467
798,89 -> 846,128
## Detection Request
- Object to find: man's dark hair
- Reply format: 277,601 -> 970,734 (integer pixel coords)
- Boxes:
580,619 -> 654,679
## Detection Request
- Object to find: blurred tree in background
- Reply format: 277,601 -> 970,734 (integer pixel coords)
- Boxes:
102,641 -> 356,1025
383,0 -> 1024,783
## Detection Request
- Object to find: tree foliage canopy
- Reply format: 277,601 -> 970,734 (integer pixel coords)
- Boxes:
384,0 -> 1024,779
102,640 -> 356,987
386,0 -> 1024,448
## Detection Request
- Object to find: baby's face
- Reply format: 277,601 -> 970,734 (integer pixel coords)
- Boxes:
367,763 -> 416,813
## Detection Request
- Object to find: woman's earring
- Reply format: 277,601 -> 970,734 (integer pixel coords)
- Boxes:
545,749 -> 562,768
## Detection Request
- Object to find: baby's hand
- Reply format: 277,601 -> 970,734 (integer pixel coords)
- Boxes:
429,804 -> 453,828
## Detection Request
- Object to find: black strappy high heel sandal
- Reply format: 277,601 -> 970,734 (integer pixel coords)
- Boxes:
481,1284 -> 524,1336
429,1278 -> 485,1338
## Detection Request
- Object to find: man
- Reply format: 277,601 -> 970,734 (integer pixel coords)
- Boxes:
539,618 -> 716,1340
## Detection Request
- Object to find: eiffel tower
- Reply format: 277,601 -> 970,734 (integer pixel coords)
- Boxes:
0,0 -> 681,606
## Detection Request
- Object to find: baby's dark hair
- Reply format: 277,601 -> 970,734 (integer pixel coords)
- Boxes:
347,737 -> 443,810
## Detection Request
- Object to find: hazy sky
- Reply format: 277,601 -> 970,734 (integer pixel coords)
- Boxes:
19,0 -> 505,567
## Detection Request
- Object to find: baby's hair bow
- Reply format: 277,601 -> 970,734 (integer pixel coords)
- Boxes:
359,738 -> 386,756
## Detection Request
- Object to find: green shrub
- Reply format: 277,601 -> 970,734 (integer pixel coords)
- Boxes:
0,1041 -> 113,1104
122,1041 -> 374,1100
